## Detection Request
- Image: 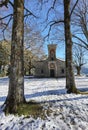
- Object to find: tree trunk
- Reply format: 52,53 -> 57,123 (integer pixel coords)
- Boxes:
64,0 -> 77,93
24,68 -> 26,75
77,66 -> 81,75
4,0 -> 25,113
29,61 -> 31,75
0,65 -> 1,74
29,69 -> 31,75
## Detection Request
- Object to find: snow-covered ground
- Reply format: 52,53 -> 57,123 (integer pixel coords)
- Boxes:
0,76 -> 88,130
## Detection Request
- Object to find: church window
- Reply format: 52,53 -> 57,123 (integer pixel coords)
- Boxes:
41,69 -> 44,74
61,69 -> 64,74
50,49 -> 55,60
50,63 -> 55,69
51,57 -> 54,61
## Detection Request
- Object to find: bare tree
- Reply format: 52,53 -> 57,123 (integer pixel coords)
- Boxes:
0,0 -> 41,113
24,25 -> 46,75
73,44 -> 87,75
24,49 -> 36,75
72,0 -> 88,49
64,0 -> 78,93
1,0 -> 26,113
0,40 -> 10,75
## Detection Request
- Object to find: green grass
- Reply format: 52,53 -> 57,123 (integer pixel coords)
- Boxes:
16,101 -> 46,119
78,90 -> 88,95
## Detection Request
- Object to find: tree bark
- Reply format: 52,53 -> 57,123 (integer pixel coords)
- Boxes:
64,0 -> 77,93
4,0 -> 25,113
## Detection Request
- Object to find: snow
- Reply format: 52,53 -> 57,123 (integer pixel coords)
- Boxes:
0,76 -> 88,130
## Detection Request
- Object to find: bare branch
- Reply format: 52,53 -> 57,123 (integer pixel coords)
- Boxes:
43,22 -> 57,40
24,7 -> 38,18
73,36 -> 88,49
43,20 -> 64,40
9,0 -> 13,7
74,43 -> 88,50
70,0 -> 79,17
2,15 -> 12,32
42,20 -> 64,32
46,0 -> 56,21
0,14 -> 12,40
0,14 -> 12,20
0,0 -> 9,8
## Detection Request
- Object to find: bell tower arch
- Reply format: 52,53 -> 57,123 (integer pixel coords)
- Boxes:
48,44 -> 57,61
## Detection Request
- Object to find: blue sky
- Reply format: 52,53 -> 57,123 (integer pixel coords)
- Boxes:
0,0 -> 65,60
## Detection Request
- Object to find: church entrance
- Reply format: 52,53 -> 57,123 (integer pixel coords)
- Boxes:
50,69 -> 55,77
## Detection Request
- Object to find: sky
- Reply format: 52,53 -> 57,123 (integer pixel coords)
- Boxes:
0,0 -> 66,60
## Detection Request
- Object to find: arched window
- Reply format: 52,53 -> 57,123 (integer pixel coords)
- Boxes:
51,57 -> 54,61
50,49 -> 55,60
61,69 -> 64,74
41,69 -> 44,74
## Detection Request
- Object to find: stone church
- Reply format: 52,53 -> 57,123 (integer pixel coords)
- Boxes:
34,44 -> 65,78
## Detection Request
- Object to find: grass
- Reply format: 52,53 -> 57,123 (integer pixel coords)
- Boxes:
16,101 -> 46,119
74,89 -> 88,95
78,90 -> 88,95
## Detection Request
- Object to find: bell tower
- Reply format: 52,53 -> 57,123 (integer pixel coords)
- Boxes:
48,44 -> 57,61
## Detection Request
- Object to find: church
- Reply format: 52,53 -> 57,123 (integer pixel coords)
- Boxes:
34,44 -> 66,78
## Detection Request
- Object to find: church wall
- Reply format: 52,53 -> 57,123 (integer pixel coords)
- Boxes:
34,60 -> 49,77
56,60 -> 66,77
34,59 -> 65,78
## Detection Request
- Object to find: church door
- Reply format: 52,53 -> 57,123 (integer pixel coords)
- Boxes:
50,69 -> 55,77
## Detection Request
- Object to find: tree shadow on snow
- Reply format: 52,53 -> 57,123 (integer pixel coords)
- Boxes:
0,96 -> 6,102
42,95 -> 88,103
0,87 -> 88,106
25,88 -> 66,99
78,87 -> 88,92
25,87 -> 88,103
